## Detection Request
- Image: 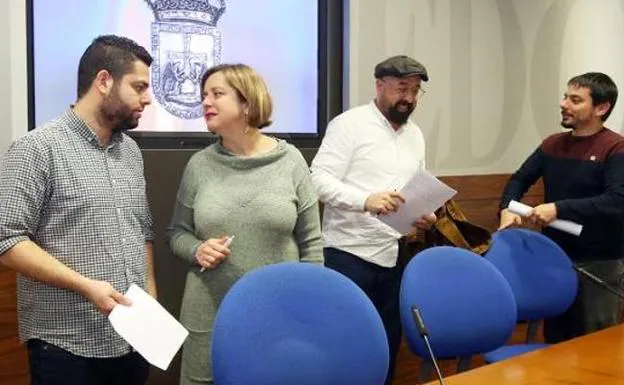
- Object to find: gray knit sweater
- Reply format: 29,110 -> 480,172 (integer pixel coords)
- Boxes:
167,139 -> 322,384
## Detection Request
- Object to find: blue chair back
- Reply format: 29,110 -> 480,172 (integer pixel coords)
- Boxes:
400,246 -> 517,359
485,229 -> 578,321
212,262 -> 389,385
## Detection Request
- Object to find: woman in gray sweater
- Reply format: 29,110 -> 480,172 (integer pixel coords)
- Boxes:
167,64 -> 323,385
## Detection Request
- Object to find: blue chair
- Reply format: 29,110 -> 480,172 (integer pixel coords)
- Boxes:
212,262 -> 389,385
483,229 -> 578,363
400,246 -> 517,380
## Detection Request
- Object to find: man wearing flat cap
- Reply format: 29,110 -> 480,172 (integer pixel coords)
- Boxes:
311,55 -> 436,384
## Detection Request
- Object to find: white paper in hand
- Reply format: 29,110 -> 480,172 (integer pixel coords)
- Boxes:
507,200 -> 583,236
108,284 -> 189,370
378,169 -> 457,234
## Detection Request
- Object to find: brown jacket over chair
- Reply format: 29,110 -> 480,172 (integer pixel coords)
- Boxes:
398,200 -> 492,267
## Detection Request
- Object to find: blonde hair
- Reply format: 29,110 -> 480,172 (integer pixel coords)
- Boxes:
200,63 -> 273,129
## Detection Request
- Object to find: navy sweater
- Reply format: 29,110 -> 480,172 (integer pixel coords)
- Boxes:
500,128 -> 624,260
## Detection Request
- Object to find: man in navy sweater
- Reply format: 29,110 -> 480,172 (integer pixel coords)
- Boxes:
499,72 -> 624,343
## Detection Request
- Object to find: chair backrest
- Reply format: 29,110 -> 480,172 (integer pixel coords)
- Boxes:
484,229 -> 578,321
400,246 -> 517,359
212,262 -> 389,385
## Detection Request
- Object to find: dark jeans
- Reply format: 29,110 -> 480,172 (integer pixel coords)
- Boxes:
544,259 -> 624,343
27,339 -> 150,385
324,247 -> 403,385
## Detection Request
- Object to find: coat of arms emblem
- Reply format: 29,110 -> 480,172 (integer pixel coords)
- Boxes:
144,0 -> 226,119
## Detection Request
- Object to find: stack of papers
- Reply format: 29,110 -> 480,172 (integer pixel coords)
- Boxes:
378,169 -> 457,234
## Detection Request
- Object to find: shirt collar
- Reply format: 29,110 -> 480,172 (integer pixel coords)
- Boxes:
62,107 -> 123,148
368,100 -> 410,133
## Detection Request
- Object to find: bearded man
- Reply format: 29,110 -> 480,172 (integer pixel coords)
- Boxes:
0,35 -> 156,385
499,72 -> 624,344
310,55 -> 437,385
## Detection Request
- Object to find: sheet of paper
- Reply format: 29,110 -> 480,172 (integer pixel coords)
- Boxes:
108,284 -> 188,370
378,169 -> 457,235
508,200 -> 583,236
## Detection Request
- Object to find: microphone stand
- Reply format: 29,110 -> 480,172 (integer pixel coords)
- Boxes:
411,306 -> 445,385
573,264 -> 624,300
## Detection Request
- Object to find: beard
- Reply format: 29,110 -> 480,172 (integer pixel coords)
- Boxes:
101,89 -> 140,133
386,100 -> 415,126
560,112 -> 578,130
561,120 -> 574,129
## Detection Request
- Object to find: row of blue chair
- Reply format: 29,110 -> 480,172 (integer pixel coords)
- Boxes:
402,229 -> 577,382
210,229 -> 578,384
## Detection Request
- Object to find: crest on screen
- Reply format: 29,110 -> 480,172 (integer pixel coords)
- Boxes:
145,0 -> 225,119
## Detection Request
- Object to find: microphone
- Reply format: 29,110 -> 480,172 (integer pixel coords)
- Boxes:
572,264 -> 624,300
411,306 -> 445,385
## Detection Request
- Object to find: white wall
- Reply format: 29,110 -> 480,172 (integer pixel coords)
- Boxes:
0,2 -> 12,153
0,0 -> 9,154
5,1 -> 624,176
0,0 -> 27,155
347,0 -> 624,175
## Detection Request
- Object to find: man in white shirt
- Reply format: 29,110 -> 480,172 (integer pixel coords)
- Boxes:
311,55 -> 436,384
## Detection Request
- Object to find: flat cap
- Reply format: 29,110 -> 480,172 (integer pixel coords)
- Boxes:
374,55 -> 429,81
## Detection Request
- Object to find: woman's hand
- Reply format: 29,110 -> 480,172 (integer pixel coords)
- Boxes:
196,236 -> 232,270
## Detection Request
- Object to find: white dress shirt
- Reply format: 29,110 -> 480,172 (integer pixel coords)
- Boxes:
311,101 -> 426,267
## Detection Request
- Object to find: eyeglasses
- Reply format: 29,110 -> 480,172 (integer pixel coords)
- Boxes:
394,86 -> 426,99
381,80 -> 426,99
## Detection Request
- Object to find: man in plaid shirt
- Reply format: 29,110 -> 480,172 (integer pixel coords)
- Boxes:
0,35 -> 156,385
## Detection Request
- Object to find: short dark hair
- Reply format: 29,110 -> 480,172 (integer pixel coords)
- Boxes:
568,72 -> 618,121
76,35 -> 153,99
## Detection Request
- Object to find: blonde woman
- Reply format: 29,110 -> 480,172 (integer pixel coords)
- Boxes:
167,64 -> 323,384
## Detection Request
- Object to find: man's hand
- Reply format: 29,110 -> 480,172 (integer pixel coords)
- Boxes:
80,279 -> 131,315
499,208 -> 523,230
365,192 -> 406,215
527,203 -> 557,227
412,213 -> 437,231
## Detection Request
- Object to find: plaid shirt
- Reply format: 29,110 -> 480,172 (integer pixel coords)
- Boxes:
0,109 -> 155,358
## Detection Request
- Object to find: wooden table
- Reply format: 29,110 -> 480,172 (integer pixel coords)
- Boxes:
428,324 -> 624,384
